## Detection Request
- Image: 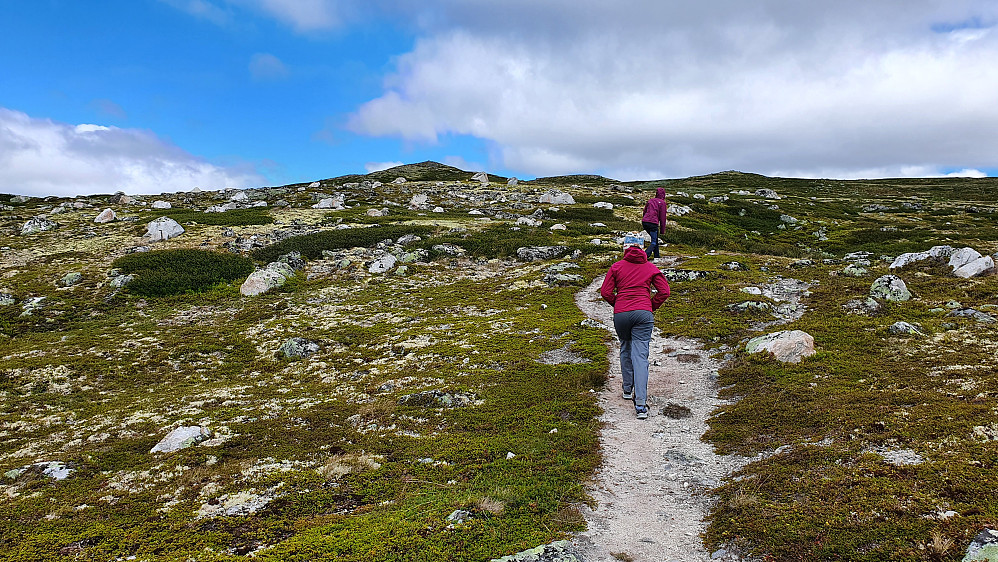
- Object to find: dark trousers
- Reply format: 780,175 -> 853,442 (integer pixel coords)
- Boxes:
642,221 -> 660,258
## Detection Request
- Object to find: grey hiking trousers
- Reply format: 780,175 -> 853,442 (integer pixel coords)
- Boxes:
613,309 -> 654,407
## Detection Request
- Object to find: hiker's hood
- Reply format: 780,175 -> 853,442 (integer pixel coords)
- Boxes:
623,245 -> 648,263
655,188 -> 666,199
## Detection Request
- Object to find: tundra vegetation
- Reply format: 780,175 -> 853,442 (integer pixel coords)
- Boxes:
1,162 -> 997,561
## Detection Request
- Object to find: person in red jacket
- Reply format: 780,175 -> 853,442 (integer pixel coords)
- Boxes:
599,233 -> 671,419
641,188 -> 669,260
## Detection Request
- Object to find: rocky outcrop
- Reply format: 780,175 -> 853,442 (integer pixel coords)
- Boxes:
277,337 -> 319,359
489,541 -> 580,562
516,246 -> 570,262
240,253 -> 304,296
745,330 -> 816,363
94,208 -> 116,223
964,529 -> 998,561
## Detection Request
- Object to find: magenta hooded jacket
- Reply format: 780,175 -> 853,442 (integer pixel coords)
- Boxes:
600,246 -> 671,314
641,188 -> 669,226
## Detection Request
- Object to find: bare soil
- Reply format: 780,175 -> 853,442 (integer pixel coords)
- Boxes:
571,271 -> 751,562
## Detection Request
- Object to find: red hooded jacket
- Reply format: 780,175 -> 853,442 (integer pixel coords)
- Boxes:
600,246 -> 671,313
641,188 -> 668,226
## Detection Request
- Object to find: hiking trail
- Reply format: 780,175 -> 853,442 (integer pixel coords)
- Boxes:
570,267 -> 751,562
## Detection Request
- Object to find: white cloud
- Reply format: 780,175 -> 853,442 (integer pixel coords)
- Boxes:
0,108 -> 264,197
348,1 -> 998,179
364,161 -> 403,172
165,0 -> 343,31
249,53 -> 290,81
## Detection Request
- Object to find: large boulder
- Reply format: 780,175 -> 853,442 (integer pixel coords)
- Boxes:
146,217 -> 185,242
368,253 -> 397,274
669,204 -> 693,216
949,247 -> 983,270
870,275 -> 911,302
954,256 -> 994,279
240,257 -> 301,296
745,330 -> 816,363
313,196 -> 344,209
471,171 -> 489,185
151,200 -> 172,209
150,426 -> 210,453
94,208 -> 117,223
539,190 -> 575,205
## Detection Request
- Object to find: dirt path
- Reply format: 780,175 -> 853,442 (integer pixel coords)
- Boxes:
570,270 -> 751,562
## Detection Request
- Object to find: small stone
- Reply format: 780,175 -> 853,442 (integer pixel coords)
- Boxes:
150,426 -> 210,453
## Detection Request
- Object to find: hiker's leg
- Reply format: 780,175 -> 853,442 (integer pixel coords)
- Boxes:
642,221 -> 658,258
613,312 -> 635,395
629,311 -> 654,407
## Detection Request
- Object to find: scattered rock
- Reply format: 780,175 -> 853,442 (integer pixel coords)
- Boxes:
719,261 -> 747,271
21,217 -> 58,235
745,330 -> 816,363
889,321 -> 924,336
870,275 -> 911,302
539,190 -> 575,205
150,426 -> 211,453
398,390 -> 481,408
392,177 -> 407,184
841,264 -> 867,277
537,344 -> 588,364
507,177 -> 518,187
843,297 -> 881,315
313,196 -> 344,210
947,308 -> 996,324
368,253 -> 397,274
60,272 -> 82,287
145,217 -> 185,242
489,541 -> 580,562
963,529 -> 998,562
94,208 -> 117,223
949,247 -> 983,270
517,216 -> 542,227
240,261 -> 297,296
432,244 -> 466,257
516,246 -> 570,262
151,200 -> 172,209
593,202 -> 613,210
755,188 -> 780,199
447,509 -> 472,525
669,203 -> 693,216
870,447 -> 923,466
277,337 -> 320,359
661,269 -> 711,282
954,256 -> 995,279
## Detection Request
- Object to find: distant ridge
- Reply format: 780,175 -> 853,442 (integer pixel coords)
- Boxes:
322,161 -> 509,185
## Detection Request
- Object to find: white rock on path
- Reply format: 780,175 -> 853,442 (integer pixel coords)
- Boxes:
745,330 -> 816,363
145,217 -> 185,242
150,426 -> 210,453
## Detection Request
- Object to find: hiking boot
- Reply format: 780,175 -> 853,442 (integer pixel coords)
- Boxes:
622,389 -> 633,400
635,405 -> 648,419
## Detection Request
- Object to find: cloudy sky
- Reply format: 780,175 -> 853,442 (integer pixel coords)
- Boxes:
2,0 -> 997,196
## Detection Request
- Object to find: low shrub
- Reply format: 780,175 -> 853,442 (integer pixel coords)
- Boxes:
252,225 -> 436,262
146,208 -> 273,226
112,249 -> 254,297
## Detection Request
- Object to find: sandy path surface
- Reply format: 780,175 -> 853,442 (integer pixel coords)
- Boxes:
570,270 -> 751,562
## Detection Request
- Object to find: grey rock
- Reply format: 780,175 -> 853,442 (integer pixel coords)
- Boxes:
929,245 -> 955,258
20,296 -> 45,317
21,217 -> 58,235
146,217 -> 185,242
889,321 -> 924,336
109,274 -> 134,288
669,203 -> 693,216
507,177 -> 518,187
963,528 -> 998,561
780,214 -> 798,224
516,216 -> 542,227
94,208 -> 117,223
151,200 -> 172,209
709,195 -> 729,203
719,261 -> 747,271
537,344 -> 588,365
399,249 -> 430,263
489,540 -> 580,562
391,177 -> 407,184
432,244 -> 466,257
726,301 -> 771,312
516,246 -> 570,262
745,330 -> 816,363
0,293 -> 15,306
312,196 -> 344,210
446,509 -> 472,524
755,188 -> 780,199
240,261 -> 296,296
10,195 -> 31,204
947,308 -> 996,324
543,273 -> 584,286
592,201 -> 613,210
870,275 -> 911,302
949,247 -> 983,270
278,337 -> 320,359
60,272 -> 82,287
693,193 -> 706,200
204,202 -> 239,213
841,264 -> 868,277
539,190 -> 575,205
954,256 -> 995,278
368,253 -> 397,274
150,426 -> 210,453
889,251 -> 930,269
396,234 -> 422,246
662,269 -> 711,282
409,193 -> 428,208
471,171 -> 489,185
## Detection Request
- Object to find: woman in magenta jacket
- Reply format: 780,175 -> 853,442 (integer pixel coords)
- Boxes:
641,188 -> 669,260
599,234 -> 671,419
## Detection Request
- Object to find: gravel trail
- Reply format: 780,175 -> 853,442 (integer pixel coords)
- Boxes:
570,270 -> 751,562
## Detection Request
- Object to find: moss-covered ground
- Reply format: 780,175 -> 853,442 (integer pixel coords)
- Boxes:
2,167 -> 998,560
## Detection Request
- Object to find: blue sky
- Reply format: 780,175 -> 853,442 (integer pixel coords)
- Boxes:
2,1 -> 998,196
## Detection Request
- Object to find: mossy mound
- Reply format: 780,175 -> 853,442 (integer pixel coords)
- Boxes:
112,249 -> 254,297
